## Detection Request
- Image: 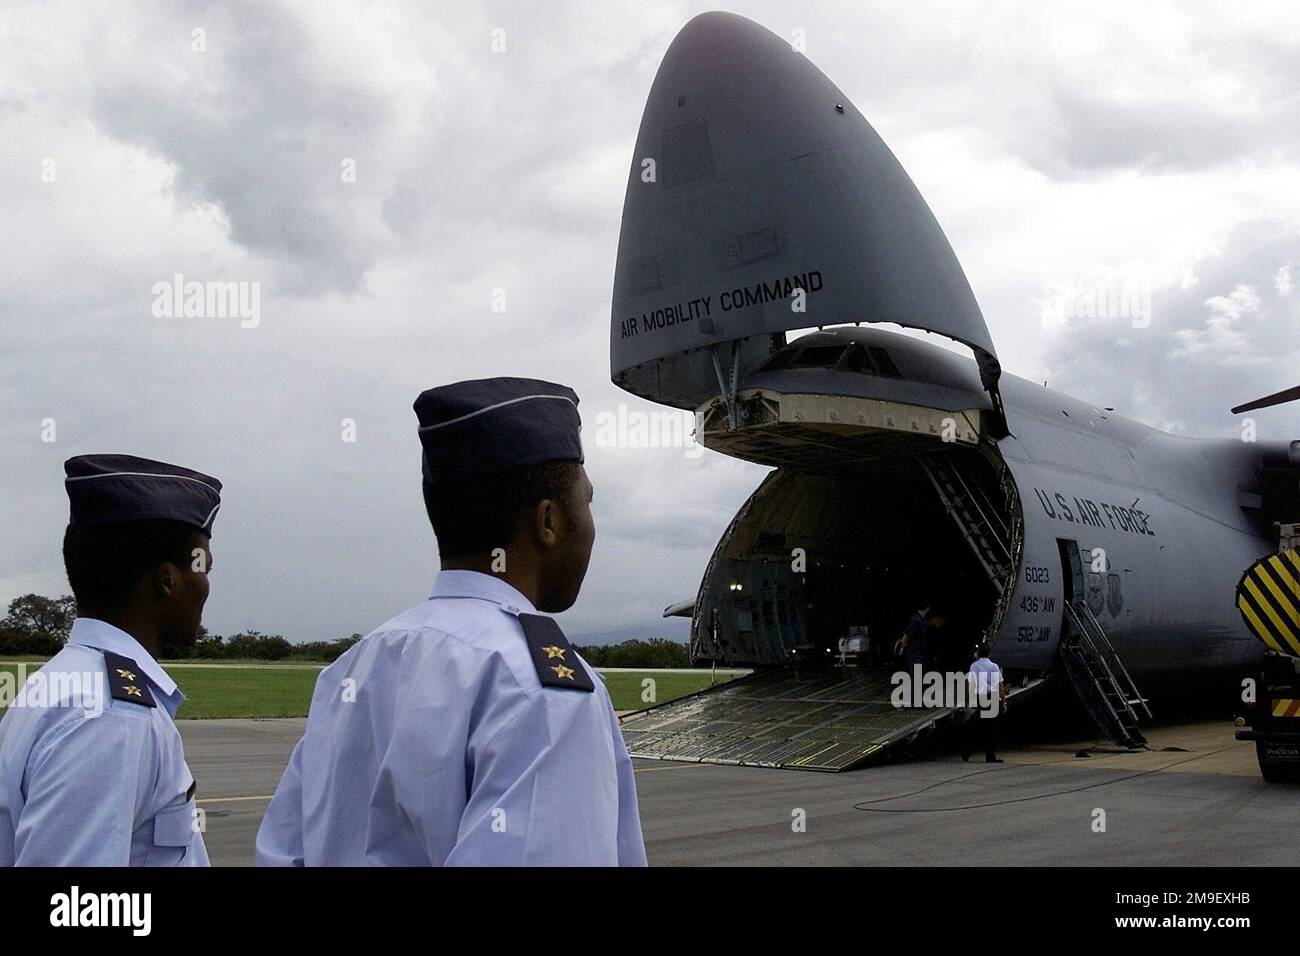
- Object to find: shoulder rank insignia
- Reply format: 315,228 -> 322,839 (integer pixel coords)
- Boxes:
103,651 -> 157,708
517,614 -> 594,692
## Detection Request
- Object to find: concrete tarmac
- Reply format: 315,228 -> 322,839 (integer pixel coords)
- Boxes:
182,717 -> 1299,866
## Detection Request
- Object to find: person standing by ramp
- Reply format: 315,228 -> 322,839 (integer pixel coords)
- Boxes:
963,643 -> 1008,763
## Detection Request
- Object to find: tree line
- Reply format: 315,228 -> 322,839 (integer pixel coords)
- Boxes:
1,593 -> 692,667
0,593 -> 358,662
572,638 -> 690,669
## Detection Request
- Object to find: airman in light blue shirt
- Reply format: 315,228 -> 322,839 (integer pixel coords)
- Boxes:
256,570 -> 645,866
0,453 -> 222,867
0,618 -> 207,866
257,378 -> 647,866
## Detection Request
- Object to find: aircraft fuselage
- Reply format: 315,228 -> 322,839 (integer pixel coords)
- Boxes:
690,326 -> 1273,699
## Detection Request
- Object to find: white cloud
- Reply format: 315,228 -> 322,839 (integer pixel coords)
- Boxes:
1205,284 -> 1264,321
1169,284 -> 1265,366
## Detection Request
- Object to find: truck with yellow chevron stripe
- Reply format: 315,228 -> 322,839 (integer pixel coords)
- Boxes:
1235,528 -> 1300,782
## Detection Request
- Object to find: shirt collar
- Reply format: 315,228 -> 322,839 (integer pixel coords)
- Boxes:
430,569 -> 538,615
67,617 -> 182,701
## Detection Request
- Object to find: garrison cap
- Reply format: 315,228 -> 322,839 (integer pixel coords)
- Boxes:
414,377 -> 583,488
64,454 -> 222,535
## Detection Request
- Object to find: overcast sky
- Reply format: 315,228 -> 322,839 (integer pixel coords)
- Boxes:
2,0 -> 1298,642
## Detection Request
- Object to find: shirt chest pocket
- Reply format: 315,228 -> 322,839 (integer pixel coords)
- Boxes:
145,797 -> 197,866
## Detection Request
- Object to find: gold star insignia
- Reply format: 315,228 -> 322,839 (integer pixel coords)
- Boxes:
123,685 -> 143,697
542,645 -> 567,659
551,665 -> 575,680
116,668 -> 136,680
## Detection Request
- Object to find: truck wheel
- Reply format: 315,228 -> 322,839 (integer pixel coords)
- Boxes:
1256,741 -> 1298,782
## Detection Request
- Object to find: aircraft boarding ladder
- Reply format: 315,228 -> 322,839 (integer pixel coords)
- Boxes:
1060,599 -> 1151,748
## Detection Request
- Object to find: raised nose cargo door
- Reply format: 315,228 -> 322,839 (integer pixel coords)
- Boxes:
610,12 -> 1004,424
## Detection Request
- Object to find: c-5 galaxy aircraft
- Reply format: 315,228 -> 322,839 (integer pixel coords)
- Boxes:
611,12 -> 1297,771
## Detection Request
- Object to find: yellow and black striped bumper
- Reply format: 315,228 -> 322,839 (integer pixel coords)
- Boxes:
1236,549 -> 1300,656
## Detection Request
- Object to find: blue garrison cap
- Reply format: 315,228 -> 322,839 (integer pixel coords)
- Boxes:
414,378 -> 583,488
64,454 -> 222,535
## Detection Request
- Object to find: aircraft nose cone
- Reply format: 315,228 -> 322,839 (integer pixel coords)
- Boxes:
637,11 -> 848,181
665,11 -> 778,61
610,11 -> 1000,411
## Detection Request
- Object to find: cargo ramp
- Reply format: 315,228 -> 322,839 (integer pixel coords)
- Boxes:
620,666 -> 1044,772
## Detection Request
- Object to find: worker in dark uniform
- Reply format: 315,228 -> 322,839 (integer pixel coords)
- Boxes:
0,454 -> 221,865
901,601 -> 930,672
897,601 -> 930,706
257,377 -> 646,866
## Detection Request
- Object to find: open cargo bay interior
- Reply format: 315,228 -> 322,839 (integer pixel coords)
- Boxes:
621,434 -> 1023,771
694,454 -> 1009,669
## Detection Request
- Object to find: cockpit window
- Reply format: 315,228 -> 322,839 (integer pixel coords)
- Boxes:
758,342 -> 901,378
867,346 -> 900,377
792,346 -> 844,367
759,350 -> 797,372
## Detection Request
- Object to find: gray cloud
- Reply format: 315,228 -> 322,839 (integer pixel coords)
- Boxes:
84,1 -> 404,294
1042,220 -> 1300,434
